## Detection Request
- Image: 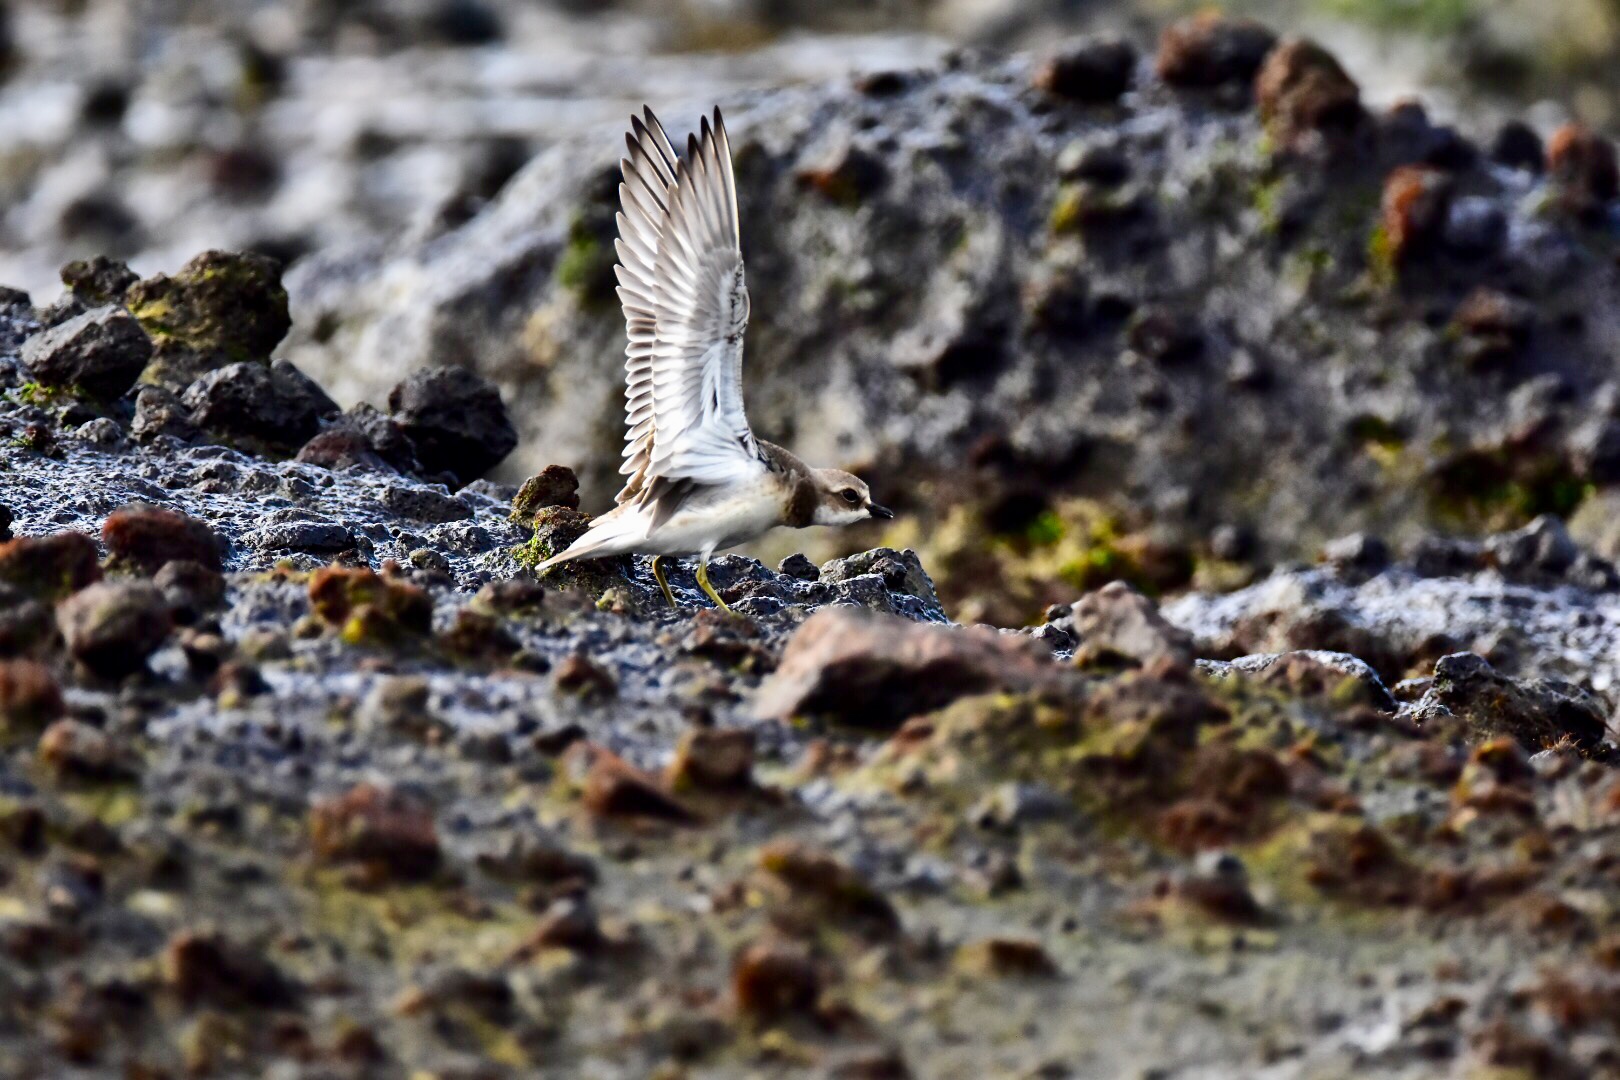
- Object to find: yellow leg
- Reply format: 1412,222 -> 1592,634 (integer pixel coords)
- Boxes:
694,558 -> 734,615
651,556 -> 677,608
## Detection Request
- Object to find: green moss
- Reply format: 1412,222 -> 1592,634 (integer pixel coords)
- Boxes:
1317,0 -> 1472,36
1048,185 -> 1085,235
555,214 -> 617,310
1365,224 -> 1397,289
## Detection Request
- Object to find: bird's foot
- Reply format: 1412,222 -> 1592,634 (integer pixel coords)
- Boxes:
694,559 -> 736,616
651,555 -> 677,609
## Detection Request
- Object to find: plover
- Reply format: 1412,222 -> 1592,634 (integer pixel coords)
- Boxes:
535,106 -> 893,612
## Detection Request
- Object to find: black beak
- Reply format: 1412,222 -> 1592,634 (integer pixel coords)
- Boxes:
868,503 -> 894,520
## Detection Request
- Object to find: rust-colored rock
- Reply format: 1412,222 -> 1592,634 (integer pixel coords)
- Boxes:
956,937 -> 1059,978
1547,123 -> 1619,220
102,504 -> 224,573
1255,38 -> 1362,149
0,658 -> 63,733
37,719 -> 130,781
573,744 -> 698,824
0,532 -> 100,602
309,782 -> 441,882
1156,13 -> 1277,91
307,565 -> 432,640
758,840 -> 900,937
753,608 -> 1064,729
553,653 -> 617,699
1378,165 -> 1451,268
668,727 -> 756,791
732,940 -> 822,1022
162,930 -> 298,1009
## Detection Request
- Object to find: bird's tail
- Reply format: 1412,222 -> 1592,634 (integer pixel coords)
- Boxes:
531,511 -> 639,572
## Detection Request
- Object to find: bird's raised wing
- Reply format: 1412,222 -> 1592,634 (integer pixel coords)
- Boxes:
611,107 -> 761,507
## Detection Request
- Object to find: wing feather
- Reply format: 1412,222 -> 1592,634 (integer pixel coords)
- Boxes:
611,106 -> 761,508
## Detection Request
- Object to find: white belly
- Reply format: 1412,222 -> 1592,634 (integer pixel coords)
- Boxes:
636,479 -> 785,557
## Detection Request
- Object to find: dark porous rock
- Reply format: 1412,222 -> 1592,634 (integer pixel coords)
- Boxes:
1033,36 -> 1137,104
1492,121 -> 1544,173
162,930 -> 299,1010
819,548 -> 941,612
1255,38 -> 1363,151
56,581 -> 172,678
1155,13 -> 1277,91
154,559 -> 227,623
182,360 -> 334,449
130,385 -> 198,444
380,484 -> 473,523
59,256 -> 138,307
294,427 -> 390,472
102,504 -> 224,573
1067,581 -> 1195,671
19,305 -> 152,398
344,401 -> 422,473
753,608 -> 1064,728
1485,515 -> 1578,581
387,366 -> 517,485
0,503 -> 11,542
309,782 -> 440,883
0,531 -> 101,601
957,937 -> 1060,979
245,518 -> 354,555
1126,306 -> 1203,363
0,658 -> 64,734
1547,123 -> 1619,221
1320,533 -> 1391,576
1198,651 -> 1396,712
1424,652 -> 1610,750
777,553 -> 819,582
510,465 -> 580,526
1450,286 -> 1533,366
124,250 -> 291,379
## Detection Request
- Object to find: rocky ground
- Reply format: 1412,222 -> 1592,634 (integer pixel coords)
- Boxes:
6,7 -> 1620,1079
7,244 -> 1620,1078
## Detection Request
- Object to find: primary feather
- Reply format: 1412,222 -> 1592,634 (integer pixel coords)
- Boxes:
611,107 -> 763,519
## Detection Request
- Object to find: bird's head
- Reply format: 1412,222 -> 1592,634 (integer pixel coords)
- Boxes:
809,468 -> 894,527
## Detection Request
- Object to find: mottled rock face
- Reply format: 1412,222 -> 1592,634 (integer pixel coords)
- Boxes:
124,250 -> 291,376
387,365 -> 518,485
20,305 -> 152,398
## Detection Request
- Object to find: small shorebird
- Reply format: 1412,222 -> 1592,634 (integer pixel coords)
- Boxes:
536,106 -> 892,612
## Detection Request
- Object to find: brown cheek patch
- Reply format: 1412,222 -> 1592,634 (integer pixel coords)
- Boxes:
787,481 -> 818,528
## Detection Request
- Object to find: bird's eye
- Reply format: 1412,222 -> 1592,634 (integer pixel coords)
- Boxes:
840,489 -> 860,505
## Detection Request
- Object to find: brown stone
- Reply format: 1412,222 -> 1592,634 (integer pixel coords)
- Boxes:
309,782 -> 441,882
0,659 -> 63,733
1255,38 -> 1362,149
1379,165 -> 1451,268
956,937 -> 1059,978
510,465 -> 580,526
0,532 -> 101,602
56,581 -> 172,678
732,940 -> 821,1022
668,727 -> 756,791
307,565 -> 432,639
753,608 -> 1064,729
574,744 -> 698,824
102,504 -> 224,573
1068,580 -> 1195,670
1156,13 -> 1277,90
1548,123 -> 1619,220
758,840 -> 900,937
162,930 -> 298,1009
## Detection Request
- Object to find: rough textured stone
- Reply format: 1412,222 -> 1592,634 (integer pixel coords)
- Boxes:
1034,36 -> 1137,104
1156,13 -> 1277,90
182,360 -> 334,449
102,504 -> 224,573
1068,581 -> 1195,670
56,581 -> 172,678
387,366 -> 517,485
19,305 -> 152,397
